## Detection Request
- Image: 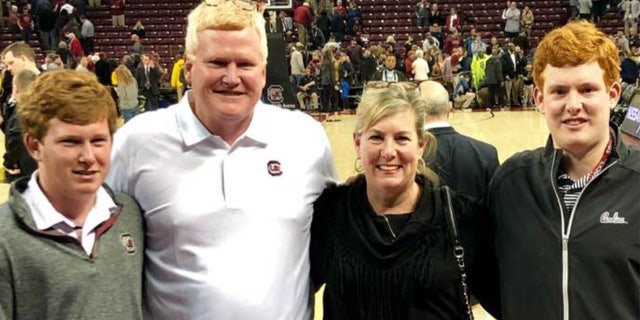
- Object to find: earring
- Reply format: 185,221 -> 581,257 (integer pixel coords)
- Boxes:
354,157 -> 363,173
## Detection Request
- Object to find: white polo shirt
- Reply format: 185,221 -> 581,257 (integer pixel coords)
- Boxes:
107,92 -> 338,320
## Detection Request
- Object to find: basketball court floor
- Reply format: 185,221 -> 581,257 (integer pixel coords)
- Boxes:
0,108 -> 549,319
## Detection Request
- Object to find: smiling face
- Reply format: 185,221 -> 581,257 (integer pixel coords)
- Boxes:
354,110 -> 425,195
534,61 -> 620,155
26,118 -> 112,201
185,28 -> 266,140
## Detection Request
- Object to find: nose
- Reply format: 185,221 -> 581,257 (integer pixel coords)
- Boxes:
565,90 -> 582,113
380,139 -> 397,160
222,64 -> 240,87
78,143 -> 96,166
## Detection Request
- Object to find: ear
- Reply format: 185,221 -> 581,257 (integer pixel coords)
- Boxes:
184,56 -> 193,85
608,82 -> 622,109
24,133 -> 42,162
533,86 -> 545,114
353,132 -> 361,157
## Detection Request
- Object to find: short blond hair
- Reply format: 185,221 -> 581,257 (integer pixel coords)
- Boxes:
185,1 -> 268,64
18,70 -> 117,141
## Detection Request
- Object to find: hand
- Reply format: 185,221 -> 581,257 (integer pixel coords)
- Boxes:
5,167 -> 21,175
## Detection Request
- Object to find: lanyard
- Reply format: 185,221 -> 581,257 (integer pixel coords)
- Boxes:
585,133 -> 614,184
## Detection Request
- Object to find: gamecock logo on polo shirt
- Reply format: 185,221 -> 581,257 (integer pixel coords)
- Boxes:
267,85 -> 284,104
120,234 -> 137,254
267,160 -> 283,176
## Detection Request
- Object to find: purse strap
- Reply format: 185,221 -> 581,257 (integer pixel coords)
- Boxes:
441,186 -> 475,320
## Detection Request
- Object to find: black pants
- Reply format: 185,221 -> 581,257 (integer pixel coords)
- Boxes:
81,37 -> 94,55
487,83 -> 502,107
141,90 -> 159,111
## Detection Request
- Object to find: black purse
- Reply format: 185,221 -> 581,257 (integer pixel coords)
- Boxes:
441,186 -> 475,320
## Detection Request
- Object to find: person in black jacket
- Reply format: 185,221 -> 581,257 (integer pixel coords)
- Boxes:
484,46 -> 504,108
488,20 -> 640,320
310,83 -> 501,319
2,69 -> 37,183
420,80 -> 499,202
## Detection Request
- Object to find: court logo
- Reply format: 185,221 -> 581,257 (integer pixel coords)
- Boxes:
267,85 -> 284,104
267,160 -> 283,176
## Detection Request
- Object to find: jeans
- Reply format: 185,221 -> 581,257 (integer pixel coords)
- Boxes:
121,108 -> 139,123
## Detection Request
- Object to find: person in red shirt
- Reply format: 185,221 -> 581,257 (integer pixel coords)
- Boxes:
404,49 -> 415,80
443,28 -> 462,55
67,33 -> 84,61
17,5 -> 32,43
293,1 -> 313,48
445,7 -> 460,32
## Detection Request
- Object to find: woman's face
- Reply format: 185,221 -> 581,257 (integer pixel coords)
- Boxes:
355,109 -> 425,195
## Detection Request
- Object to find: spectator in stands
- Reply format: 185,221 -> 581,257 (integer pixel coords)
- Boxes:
451,72 -> 477,109
512,30 -> 530,55
37,3 -> 57,50
521,5 -> 534,36
94,52 -> 112,86
331,8 -> 346,43
294,1 -> 313,47
373,54 -> 408,82
170,52 -> 185,101
346,0 -> 361,36
297,66 -> 319,110
345,39 -> 362,83
404,49 -> 415,80
444,27 -> 462,55
0,70 -> 144,319
66,32 -> 83,62
504,1 -> 521,38
422,32 -> 440,52
501,43 -> 519,108
2,42 -> 41,78
521,61 -> 534,108
570,0 -> 579,19
413,49 -> 430,82
109,0 -> 125,28
129,34 -> 144,62
316,9 -> 331,42
59,0 -> 75,16
55,10 -> 69,41
489,20 -> 639,320
421,80 -> 498,198
76,56 -> 90,72
578,0 -> 593,20
445,7 -> 461,32
334,0 -> 347,16
620,49 -> 639,84
290,42 -> 306,91
430,52 -> 444,79
463,27 -> 476,58
135,54 -> 161,112
318,0 -> 334,17
320,48 -> 338,111
471,51 -> 489,90
8,5 -> 19,34
1,69 -> 37,183
45,53 -> 63,70
621,0 -> 640,36
131,20 -> 146,38
430,23 -> 444,49
487,35 -> 503,55
360,49 -> 378,83
17,5 -> 32,43
70,0 -> 87,16
114,64 -> 139,122
339,54 -> 354,109
591,0 -> 605,23
615,30 -> 631,54
415,0 -> 429,31
471,32 -> 487,57
485,46 -> 504,108
88,0 -> 101,8
429,2 -> 443,26
80,15 -> 94,55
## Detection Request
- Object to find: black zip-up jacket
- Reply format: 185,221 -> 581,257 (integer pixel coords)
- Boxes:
488,125 -> 640,320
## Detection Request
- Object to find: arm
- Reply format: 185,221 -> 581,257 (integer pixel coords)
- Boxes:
0,240 -> 14,320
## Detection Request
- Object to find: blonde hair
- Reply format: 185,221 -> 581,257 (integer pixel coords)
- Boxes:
12,69 -> 37,93
355,85 -> 439,185
185,1 -> 268,64
533,20 -> 620,89
18,70 -> 117,141
114,64 -> 135,86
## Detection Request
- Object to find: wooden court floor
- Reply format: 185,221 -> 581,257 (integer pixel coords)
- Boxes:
0,109 -> 548,319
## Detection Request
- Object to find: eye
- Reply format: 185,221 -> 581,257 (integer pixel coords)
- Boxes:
396,136 -> 411,143
368,134 -> 383,142
60,139 -> 80,146
92,137 -> 109,146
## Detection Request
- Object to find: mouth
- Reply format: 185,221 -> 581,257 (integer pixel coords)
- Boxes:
562,118 -> 588,127
213,90 -> 245,96
376,164 -> 402,172
72,170 -> 99,179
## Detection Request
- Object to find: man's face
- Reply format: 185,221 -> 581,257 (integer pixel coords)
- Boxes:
515,46 -> 522,54
142,55 -> 150,65
534,61 -> 620,155
26,118 -> 112,200
2,51 -> 27,75
384,55 -> 397,69
185,28 -> 266,134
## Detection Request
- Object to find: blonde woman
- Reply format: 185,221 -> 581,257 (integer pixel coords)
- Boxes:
113,64 -> 139,122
